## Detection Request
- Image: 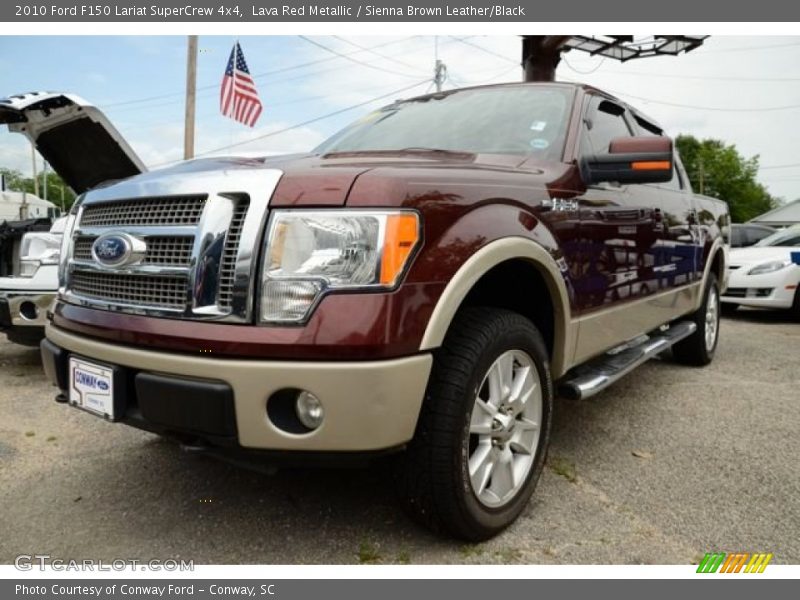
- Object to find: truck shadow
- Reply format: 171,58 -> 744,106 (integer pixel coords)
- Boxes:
67,434 -> 450,562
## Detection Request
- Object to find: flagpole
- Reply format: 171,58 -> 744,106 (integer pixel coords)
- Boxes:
231,39 -> 237,119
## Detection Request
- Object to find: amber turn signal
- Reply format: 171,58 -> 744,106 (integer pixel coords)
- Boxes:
631,160 -> 671,171
380,213 -> 420,285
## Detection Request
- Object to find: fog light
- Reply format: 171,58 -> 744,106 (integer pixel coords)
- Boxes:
295,391 -> 324,430
19,301 -> 38,321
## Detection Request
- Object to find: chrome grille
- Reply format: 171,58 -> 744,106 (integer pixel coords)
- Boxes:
70,271 -> 188,309
61,167 -> 283,323
73,237 -> 94,261
80,195 -> 207,227
144,237 -> 195,265
217,198 -> 250,310
73,235 -> 194,266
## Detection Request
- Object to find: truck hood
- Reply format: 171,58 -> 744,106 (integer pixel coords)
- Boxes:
728,245 -> 800,267
79,150 -> 545,208
262,150 -> 537,206
0,92 -> 145,194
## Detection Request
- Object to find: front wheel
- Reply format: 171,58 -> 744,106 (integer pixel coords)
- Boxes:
396,307 -> 553,541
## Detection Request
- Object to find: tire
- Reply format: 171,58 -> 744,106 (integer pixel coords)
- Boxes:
396,307 -> 553,541
792,288 -> 800,321
672,272 -> 720,366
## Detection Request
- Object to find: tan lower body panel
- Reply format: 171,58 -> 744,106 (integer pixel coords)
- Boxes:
46,325 -> 432,452
573,283 -> 701,365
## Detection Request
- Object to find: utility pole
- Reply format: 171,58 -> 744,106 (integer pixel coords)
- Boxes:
184,35 -> 198,160
43,160 -> 48,202
434,59 -> 447,92
698,158 -> 705,195
30,142 -> 39,197
433,35 -> 447,92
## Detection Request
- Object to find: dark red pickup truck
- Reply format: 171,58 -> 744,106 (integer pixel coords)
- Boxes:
2,83 -> 729,540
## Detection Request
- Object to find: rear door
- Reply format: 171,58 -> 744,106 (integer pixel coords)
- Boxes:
630,113 -> 698,289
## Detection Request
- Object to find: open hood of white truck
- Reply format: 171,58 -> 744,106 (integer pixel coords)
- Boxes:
0,92 -> 146,194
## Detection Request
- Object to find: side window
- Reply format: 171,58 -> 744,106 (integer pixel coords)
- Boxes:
581,97 -> 632,156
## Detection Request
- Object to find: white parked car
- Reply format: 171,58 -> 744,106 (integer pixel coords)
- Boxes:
721,225 -> 800,315
0,216 -> 65,345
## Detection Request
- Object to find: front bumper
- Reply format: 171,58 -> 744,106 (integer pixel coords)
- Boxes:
720,266 -> 799,309
0,290 -> 55,345
42,324 -> 432,453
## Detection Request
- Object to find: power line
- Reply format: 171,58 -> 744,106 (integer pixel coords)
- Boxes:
298,36 -> 425,79
562,54 -> 606,75
449,36 -> 519,64
588,69 -> 800,83
760,162 -> 800,170
333,35 -> 425,72
151,79 -> 430,166
103,36 -> 422,110
447,64 -> 521,87
104,38 -> 432,117
699,40 -> 800,53
601,87 -> 800,113
120,80 -> 425,131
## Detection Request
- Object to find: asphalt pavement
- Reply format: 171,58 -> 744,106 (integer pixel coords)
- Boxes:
1,308 -> 798,565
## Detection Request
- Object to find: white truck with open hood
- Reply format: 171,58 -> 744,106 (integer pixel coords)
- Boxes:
0,91 -> 144,345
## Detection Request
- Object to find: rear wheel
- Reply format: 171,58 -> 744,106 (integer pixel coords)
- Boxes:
396,307 -> 553,541
673,273 -> 720,366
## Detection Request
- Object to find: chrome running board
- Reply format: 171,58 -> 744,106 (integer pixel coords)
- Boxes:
558,320 -> 697,401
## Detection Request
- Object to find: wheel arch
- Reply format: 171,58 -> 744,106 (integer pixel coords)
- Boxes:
697,237 -> 727,309
419,237 -> 576,378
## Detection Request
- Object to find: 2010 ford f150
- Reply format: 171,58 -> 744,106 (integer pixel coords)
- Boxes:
1,85 -> 729,540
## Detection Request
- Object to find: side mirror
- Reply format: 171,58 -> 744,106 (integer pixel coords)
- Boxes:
581,136 -> 674,185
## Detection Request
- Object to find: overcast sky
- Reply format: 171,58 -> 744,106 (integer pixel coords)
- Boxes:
1,35 -> 799,202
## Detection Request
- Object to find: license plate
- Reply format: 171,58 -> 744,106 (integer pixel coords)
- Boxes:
69,357 -> 115,420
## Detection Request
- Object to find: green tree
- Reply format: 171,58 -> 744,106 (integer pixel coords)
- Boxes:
0,166 -> 76,211
675,135 -> 778,223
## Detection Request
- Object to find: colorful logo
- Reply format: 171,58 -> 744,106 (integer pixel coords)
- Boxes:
696,552 -> 773,573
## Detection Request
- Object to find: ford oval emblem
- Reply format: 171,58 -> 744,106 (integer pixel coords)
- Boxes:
92,233 -> 135,267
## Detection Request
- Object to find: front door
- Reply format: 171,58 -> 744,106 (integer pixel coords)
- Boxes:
574,95 -> 661,314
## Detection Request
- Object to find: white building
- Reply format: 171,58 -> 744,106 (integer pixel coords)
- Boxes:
749,198 -> 800,228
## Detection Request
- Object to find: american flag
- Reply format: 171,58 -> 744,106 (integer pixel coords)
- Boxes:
220,42 -> 263,128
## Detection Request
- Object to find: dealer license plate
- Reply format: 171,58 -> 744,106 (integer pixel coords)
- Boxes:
69,357 -> 115,419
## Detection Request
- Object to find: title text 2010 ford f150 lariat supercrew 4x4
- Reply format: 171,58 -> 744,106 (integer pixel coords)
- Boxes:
1,85 -> 729,540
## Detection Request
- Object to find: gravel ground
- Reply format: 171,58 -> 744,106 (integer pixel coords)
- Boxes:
0,309 -> 798,565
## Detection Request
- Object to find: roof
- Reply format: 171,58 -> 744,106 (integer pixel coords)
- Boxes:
0,190 -> 56,207
749,198 -> 800,225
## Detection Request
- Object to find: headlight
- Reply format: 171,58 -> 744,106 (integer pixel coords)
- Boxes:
748,260 -> 791,275
18,231 -> 63,277
260,210 -> 420,323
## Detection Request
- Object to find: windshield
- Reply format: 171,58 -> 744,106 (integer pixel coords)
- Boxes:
315,85 -> 574,160
754,227 -> 800,247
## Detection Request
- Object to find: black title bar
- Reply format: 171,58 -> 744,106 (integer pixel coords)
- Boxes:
3,0 -> 800,22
